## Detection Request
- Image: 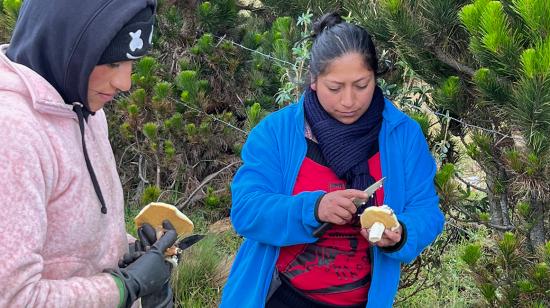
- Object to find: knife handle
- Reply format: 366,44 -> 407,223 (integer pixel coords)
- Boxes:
313,222 -> 332,237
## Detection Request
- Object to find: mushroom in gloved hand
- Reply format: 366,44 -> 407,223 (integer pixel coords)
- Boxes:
360,205 -> 400,243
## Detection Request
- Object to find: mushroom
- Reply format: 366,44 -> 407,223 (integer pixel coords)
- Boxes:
134,202 -> 194,238
360,205 -> 400,243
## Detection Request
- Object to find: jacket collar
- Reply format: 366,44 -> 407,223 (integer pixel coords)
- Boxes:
0,44 -> 76,119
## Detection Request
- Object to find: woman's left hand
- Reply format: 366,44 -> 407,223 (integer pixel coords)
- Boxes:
360,225 -> 403,247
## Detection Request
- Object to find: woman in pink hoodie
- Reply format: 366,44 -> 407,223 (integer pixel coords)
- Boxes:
0,0 -> 176,307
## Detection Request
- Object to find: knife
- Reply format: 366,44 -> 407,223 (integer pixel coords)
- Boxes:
165,234 -> 205,267
312,177 -> 385,238
176,234 -> 205,252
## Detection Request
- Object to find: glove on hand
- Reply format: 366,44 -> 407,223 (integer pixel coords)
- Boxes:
136,221 -> 176,308
109,220 -> 177,308
118,223 -> 158,268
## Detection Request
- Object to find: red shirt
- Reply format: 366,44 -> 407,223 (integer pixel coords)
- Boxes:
276,141 -> 384,306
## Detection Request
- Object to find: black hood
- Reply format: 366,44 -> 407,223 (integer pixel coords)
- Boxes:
7,0 -> 156,111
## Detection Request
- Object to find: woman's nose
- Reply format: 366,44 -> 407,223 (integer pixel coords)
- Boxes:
340,87 -> 354,108
111,61 -> 133,92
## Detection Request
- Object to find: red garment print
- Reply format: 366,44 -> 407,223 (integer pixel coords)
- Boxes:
276,153 -> 384,306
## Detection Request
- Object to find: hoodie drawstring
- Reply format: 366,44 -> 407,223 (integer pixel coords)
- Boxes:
73,103 -> 108,214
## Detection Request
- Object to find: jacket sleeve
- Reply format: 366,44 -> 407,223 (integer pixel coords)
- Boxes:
382,123 -> 445,263
0,118 -> 120,308
230,119 -> 324,247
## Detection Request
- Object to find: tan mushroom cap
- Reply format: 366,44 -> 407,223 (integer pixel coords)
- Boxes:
360,205 -> 400,230
135,202 -> 194,237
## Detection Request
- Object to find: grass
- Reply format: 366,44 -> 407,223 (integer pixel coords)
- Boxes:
123,206 -> 488,307
124,204 -> 242,307
172,230 -> 241,307
395,227 -> 488,307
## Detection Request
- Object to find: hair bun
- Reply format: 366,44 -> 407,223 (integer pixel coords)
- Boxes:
312,12 -> 344,37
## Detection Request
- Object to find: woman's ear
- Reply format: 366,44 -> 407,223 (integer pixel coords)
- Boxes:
310,78 -> 317,91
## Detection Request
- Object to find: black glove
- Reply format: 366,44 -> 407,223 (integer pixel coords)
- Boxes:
118,223 -> 158,268
108,220 -> 177,308
136,222 -> 175,308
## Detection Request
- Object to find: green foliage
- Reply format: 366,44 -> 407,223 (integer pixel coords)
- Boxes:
164,112 -> 184,131
0,0 -> 20,43
409,112 -> 430,136
153,82 -> 172,102
271,11 -> 313,105
2,0 -> 21,16
141,185 -> 161,205
176,70 -> 202,107
172,233 -> 241,307
462,231 -> 550,306
164,140 -> 176,160
245,102 -> 264,130
434,76 -> 466,115
435,163 -> 455,189
498,231 -> 517,257
512,0 -> 550,40
520,40 -> 550,78
161,5 -> 184,41
197,0 -> 238,35
185,123 -> 198,138
479,2 -> 514,53
395,229 -> 484,306
517,201 -> 531,218
473,67 -> 513,103
462,243 -> 482,266
204,186 -> 221,208
127,104 -> 139,116
130,88 -> 147,106
261,0 -> 341,17
119,122 -> 133,140
191,33 -> 214,55
172,236 -> 222,307
479,282 -> 497,303
142,122 -> 158,141
132,57 -> 159,90
479,212 -> 491,222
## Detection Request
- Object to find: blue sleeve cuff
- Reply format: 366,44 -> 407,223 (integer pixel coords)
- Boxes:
302,191 -> 324,230
381,215 -> 419,264
380,221 -> 407,253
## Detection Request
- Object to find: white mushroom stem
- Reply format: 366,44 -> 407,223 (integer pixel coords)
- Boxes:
369,222 -> 385,243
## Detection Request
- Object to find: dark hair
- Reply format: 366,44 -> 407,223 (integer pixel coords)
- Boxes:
309,12 -> 379,80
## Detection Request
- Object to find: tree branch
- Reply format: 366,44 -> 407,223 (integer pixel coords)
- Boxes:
236,4 -> 267,12
433,48 -> 476,77
138,155 -> 149,184
455,173 -> 487,193
176,161 -> 241,209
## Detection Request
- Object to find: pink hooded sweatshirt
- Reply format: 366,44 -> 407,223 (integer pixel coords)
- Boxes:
0,45 -> 126,307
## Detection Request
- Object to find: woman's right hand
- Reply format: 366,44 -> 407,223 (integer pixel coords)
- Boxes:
317,189 -> 368,225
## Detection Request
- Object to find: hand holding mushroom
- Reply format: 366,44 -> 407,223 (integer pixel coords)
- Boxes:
360,205 -> 403,247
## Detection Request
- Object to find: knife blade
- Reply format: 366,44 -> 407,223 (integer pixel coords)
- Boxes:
176,234 -> 205,251
313,177 -> 386,238
352,177 -> 386,208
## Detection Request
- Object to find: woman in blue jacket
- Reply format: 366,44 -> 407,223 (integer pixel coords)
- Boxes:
221,12 -> 445,308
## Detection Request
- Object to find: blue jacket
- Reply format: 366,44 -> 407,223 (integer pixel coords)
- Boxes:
220,96 -> 445,308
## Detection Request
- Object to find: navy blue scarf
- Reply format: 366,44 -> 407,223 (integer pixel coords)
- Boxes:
304,86 -> 384,205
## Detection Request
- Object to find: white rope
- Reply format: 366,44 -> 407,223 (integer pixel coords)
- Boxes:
170,98 -> 249,135
214,36 -> 512,138
401,103 -> 512,138
213,35 -> 295,66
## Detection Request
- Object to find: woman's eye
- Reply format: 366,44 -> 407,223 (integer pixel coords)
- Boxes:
107,63 -> 120,68
328,87 -> 340,92
356,84 -> 368,89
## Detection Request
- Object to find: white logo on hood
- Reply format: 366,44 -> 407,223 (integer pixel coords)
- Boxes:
129,30 -> 143,52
